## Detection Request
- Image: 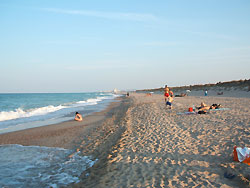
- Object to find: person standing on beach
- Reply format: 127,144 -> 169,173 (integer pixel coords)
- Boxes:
164,85 -> 174,101
74,112 -> 83,121
164,85 -> 170,102
204,90 -> 208,96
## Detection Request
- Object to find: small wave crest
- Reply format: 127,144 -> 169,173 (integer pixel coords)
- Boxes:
0,94 -> 117,122
0,105 -> 66,122
77,95 -> 114,105
0,93 -> 119,134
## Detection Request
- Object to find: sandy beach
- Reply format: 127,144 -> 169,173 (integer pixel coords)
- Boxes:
2,0 -> 250,187
72,91 -> 250,188
1,91 -> 250,187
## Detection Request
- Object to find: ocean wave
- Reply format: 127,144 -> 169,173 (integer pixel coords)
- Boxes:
0,94 -> 117,123
0,105 -> 66,122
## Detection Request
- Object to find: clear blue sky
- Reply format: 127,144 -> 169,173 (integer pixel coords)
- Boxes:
0,0 -> 250,92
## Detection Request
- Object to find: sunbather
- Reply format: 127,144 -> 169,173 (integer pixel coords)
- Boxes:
196,102 -> 223,114
197,102 -> 210,111
210,104 -> 222,109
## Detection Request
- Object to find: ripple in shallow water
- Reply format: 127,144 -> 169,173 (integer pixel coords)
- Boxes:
0,144 -> 97,188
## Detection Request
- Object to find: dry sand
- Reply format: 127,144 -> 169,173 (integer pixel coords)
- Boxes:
1,91 -> 250,187
73,92 -> 250,188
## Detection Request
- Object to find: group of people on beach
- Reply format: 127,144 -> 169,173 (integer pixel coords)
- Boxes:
163,85 -> 222,114
74,86 -> 216,121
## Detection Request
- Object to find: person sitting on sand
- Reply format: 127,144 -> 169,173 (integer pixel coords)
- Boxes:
166,95 -> 174,109
74,112 -> 83,121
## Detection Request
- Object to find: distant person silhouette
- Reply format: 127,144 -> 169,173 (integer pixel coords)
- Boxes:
204,90 -> 208,96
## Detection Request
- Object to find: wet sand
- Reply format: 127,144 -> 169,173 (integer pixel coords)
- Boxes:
1,91 -> 250,187
0,97 -> 131,155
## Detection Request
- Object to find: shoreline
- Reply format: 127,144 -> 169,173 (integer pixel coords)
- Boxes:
0,96 -> 129,152
72,93 -> 250,187
1,92 -> 250,187
0,95 -> 132,188
0,93 -> 119,135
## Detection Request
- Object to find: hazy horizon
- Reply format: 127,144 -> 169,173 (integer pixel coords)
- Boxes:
1,0 -> 250,93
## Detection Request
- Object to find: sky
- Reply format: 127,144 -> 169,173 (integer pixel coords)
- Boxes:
0,0 -> 250,92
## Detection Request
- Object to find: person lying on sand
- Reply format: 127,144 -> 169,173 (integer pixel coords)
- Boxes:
175,93 -> 187,97
210,104 -> 222,109
217,92 -> 223,95
196,103 -> 223,114
74,112 -> 83,121
197,102 -> 210,111
195,102 -> 210,114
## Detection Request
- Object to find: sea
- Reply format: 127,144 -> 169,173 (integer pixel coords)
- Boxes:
0,92 -> 120,187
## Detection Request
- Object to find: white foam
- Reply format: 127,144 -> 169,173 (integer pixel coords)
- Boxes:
0,93 -> 117,122
0,105 -> 66,122
0,144 -> 97,188
0,93 -> 119,134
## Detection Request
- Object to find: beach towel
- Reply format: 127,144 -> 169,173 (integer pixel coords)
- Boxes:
177,112 -> 196,115
233,146 -> 250,165
209,108 -> 230,111
177,108 -> 230,115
